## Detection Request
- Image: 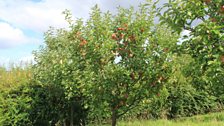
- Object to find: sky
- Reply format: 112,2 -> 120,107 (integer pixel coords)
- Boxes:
0,0 -> 168,66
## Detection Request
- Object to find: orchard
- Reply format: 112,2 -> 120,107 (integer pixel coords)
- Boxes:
0,0 -> 223,126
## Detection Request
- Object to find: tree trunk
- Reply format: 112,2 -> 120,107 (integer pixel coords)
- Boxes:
111,109 -> 117,126
63,119 -> 66,126
70,102 -> 74,126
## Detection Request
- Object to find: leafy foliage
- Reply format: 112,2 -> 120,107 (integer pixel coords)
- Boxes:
140,0 -> 224,120
0,64 -> 87,126
159,0 -> 224,80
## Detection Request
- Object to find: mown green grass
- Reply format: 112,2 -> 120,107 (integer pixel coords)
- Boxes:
94,111 -> 224,126
118,119 -> 224,126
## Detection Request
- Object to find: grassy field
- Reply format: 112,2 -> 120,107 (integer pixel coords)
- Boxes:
118,119 -> 224,126
95,111 -> 224,126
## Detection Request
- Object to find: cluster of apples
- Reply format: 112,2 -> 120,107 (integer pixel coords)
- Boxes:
74,31 -> 88,57
111,24 -> 137,58
111,24 -> 128,41
75,31 -> 88,47
79,39 -> 88,46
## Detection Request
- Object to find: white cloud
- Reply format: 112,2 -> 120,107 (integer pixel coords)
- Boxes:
0,22 -> 40,48
0,22 -> 26,45
0,0 -> 94,32
1,1 -> 62,32
0,0 -> 161,33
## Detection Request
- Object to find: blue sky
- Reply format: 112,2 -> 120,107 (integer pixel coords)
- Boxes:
0,0 -> 168,66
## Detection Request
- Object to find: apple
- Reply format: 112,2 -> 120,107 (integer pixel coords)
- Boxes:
124,24 -> 128,27
123,41 -> 128,46
140,28 -> 144,33
118,48 -> 125,51
220,55 -> 224,63
76,31 -> 81,36
79,40 -> 87,46
111,33 -> 118,40
163,48 -> 169,52
130,72 -> 135,80
128,53 -> 134,58
221,5 -> 224,13
204,0 -> 211,4
158,76 -> 164,81
210,18 -> 216,22
117,27 -> 125,31
120,33 -> 124,39
128,35 -> 136,41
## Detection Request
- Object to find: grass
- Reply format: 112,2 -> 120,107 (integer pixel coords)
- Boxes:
95,111 -> 224,126
118,119 -> 224,126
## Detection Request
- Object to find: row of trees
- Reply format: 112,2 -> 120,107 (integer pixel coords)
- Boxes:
0,0 -> 223,126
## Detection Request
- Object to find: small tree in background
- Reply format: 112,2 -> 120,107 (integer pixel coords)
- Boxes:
159,0 -> 224,103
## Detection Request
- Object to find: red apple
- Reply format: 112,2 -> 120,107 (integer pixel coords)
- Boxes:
128,35 -> 136,41
79,40 -> 87,46
204,0 -> 211,4
220,55 -> 224,63
117,27 -> 125,31
124,24 -> 128,27
120,33 -> 124,39
111,33 -> 118,40
221,5 -> 224,12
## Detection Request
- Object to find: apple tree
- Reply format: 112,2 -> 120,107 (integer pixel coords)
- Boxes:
81,3 -> 178,126
33,1 -> 178,126
159,0 -> 224,102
